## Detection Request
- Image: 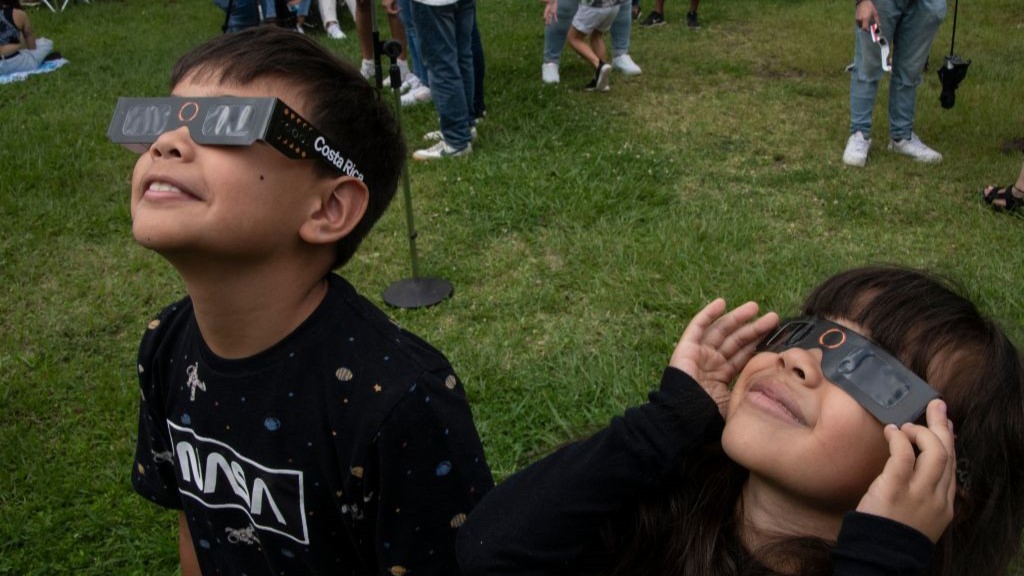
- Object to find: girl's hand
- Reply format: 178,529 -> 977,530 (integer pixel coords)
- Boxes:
669,299 -> 779,417
855,399 -> 957,542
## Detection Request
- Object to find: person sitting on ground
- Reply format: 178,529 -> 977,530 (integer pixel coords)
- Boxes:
111,26 -> 493,575
458,266 -> 1024,576
545,0 -> 624,91
982,161 -> 1024,214
541,0 -> 641,85
0,0 -> 57,76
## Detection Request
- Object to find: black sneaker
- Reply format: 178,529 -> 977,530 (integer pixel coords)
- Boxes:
686,10 -> 700,28
585,62 -> 612,91
640,10 -> 665,27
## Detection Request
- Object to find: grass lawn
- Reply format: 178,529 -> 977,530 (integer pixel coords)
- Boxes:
1,0 -> 1023,572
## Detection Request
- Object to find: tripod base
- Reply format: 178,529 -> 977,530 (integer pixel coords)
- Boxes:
383,277 -> 453,309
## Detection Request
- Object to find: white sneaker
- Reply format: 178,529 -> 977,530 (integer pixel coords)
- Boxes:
326,23 -> 346,39
424,126 -> 477,142
542,62 -> 560,84
400,86 -> 432,107
295,24 -> 305,34
887,133 -> 942,163
360,59 -> 374,80
412,141 -> 472,161
612,54 -> 642,76
842,131 -> 871,167
400,74 -> 422,94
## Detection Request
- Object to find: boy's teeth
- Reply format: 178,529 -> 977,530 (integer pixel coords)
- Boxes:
151,182 -> 181,192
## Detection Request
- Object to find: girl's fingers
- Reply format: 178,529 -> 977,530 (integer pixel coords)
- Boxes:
911,400 -> 957,498
677,298 -> 727,346
900,422 -> 954,496
924,399 -> 956,455
719,310 -> 779,360
717,312 -> 780,374
703,301 -> 760,349
879,424 -> 916,485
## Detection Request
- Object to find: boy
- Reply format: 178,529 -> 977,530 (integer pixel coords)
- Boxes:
112,27 -> 493,575
547,0 -> 625,91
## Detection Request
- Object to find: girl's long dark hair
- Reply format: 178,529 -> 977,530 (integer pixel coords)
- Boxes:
593,266 -> 1024,576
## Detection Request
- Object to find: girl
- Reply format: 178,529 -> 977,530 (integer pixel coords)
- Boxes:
457,266 -> 1024,575
0,0 -> 55,76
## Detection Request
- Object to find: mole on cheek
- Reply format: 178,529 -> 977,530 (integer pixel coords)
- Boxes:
259,174 -> 265,181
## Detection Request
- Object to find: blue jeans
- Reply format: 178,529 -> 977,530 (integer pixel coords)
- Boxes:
471,16 -> 486,119
849,0 -> 945,140
214,0 -> 260,31
259,0 -> 310,19
544,0 -> 631,63
397,0 -> 428,84
412,0 -> 476,150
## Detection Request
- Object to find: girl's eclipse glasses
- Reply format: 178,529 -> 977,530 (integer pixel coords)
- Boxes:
757,317 -> 939,425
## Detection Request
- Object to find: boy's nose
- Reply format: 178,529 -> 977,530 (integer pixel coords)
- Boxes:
149,125 -> 195,161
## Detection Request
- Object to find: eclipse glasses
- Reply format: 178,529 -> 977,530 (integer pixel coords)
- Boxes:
107,97 -> 363,181
869,23 -> 892,72
757,317 -> 939,425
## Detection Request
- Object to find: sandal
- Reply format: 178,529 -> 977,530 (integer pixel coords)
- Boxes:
982,184 -> 1024,212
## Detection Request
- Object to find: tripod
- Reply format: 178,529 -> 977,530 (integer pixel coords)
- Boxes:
369,5 -> 453,308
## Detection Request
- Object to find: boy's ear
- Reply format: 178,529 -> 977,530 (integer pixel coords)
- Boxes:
299,177 -> 369,246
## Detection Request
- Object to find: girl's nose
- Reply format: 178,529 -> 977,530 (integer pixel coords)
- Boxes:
775,347 -> 825,387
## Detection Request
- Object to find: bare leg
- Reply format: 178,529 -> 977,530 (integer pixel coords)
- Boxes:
388,12 -> 408,59
590,30 -> 606,64
357,0 -> 373,59
357,0 -> 407,62
567,27 -> 599,68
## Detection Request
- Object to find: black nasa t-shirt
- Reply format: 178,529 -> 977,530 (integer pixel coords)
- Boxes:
132,273 -> 493,576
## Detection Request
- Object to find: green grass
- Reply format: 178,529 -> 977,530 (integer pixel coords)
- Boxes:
2,0 -> 1023,572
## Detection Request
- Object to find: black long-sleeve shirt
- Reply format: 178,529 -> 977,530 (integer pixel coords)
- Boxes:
457,367 -> 933,576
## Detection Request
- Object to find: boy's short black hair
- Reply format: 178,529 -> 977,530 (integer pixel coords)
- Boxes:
169,26 -> 406,269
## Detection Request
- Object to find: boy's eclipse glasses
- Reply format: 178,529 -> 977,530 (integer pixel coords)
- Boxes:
757,317 -> 939,425
107,97 -> 363,181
